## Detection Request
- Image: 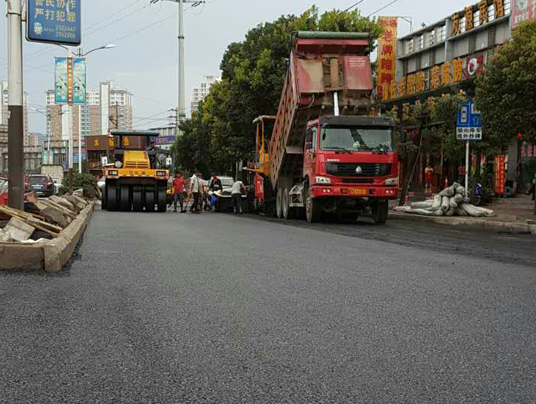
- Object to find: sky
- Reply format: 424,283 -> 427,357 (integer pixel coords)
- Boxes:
0,0 -> 477,134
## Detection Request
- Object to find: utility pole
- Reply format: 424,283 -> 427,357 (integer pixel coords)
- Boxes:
68,47 -> 74,194
151,0 -> 204,135
7,0 -> 24,210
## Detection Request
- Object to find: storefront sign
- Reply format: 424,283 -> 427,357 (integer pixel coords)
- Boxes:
512,0 -> 536,29
494,155 -> 506,195
377,17 -> 398,101
27,0 -> 81,46
451,0 -> 505,37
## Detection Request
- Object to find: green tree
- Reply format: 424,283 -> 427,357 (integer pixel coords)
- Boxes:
475,21 -> 536,150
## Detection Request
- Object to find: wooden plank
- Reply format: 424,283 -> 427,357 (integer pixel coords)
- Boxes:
0,206 -> 63,234
40,200 -> 77,220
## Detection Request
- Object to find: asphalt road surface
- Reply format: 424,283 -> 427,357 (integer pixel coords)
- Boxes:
1,209 -> 535,403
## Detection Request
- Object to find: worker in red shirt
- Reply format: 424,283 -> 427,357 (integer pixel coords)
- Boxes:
172,172 -> 186,213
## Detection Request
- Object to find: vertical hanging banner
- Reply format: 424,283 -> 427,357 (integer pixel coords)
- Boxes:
55,57 -> 86,105
494,155 -> 506,196
377,17 -> 398,101
512,0 -> 535,30
27,0 -> 82,46
55,57 -> 68,104
73,58 -> 86,104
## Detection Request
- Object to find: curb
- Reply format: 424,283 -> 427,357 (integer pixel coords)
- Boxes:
0,201 -> 95,272
389,212 -> 536,235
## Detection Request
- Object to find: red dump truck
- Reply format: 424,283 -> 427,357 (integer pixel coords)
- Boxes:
247,31 -> 399,224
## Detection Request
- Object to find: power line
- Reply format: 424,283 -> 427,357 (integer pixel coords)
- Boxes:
366,0 -> 403,17
344,0 -> 366,12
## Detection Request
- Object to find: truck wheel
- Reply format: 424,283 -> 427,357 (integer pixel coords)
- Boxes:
101,186 -> 108,210
133,188 -> 143,212
157,189 -> 167,212
276,187 -> 283,219
145,188 -> 155,212
372,201 -> 388,225
305,186 -> 321,223
282,187 -> 295,220
120,186 -> 131,211
107,184 -> 118,211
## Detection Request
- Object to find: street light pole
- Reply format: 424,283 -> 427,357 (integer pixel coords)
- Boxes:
7,0 -> 24,210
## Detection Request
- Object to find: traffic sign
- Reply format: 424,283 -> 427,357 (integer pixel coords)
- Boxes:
27,0 -> 81,46
457,100 -> 482,141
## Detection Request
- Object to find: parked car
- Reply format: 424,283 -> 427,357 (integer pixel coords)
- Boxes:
25,174 -> 55,197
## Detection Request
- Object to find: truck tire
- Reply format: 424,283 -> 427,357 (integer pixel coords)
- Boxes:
133,188 -> 143,212
145,188 -> 155,212
120,186 -> 131,211
101,186 -> 108,210
282,187 -> 295,220
157,189 -> 167,212
372,201 -> 388,225
276,187 -> 283,219
305,186 -> 321,223
107,184 -> 118,211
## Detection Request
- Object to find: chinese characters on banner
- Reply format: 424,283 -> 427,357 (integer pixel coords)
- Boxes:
512,0 -> 536,30
494,155 -> 506,196
27,0 -> 81,45
377,17 -> 398,101
55,57 -> 86,105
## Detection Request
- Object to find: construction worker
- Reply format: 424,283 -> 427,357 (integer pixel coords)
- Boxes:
172,172 -> 186,213
189,170 -> 201,214
231,179 -> 245,214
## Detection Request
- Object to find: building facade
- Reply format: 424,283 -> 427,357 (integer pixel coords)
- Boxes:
191,75 -> 220,114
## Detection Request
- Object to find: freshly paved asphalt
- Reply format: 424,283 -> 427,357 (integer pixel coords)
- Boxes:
1,209 -> 535,403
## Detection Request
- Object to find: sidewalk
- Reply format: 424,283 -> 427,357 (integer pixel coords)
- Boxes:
389,194 -> 536,235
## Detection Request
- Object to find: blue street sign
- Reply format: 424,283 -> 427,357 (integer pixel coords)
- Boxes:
27,0 -> 81,46
457,100 -> 483,141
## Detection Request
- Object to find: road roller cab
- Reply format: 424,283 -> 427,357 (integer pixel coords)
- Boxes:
102,131 -> 170,212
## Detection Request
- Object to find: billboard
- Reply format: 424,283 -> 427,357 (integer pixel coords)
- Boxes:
512,0 -> 535,30
377,17 -> 398,101
55,57 -> 86,105
27,0 -> 81,46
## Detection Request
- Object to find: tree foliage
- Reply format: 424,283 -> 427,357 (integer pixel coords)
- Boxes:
174,6 -> 383,174
475,21 -> 536,149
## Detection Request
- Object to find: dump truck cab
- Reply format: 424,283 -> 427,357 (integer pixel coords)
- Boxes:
102,131 -> 170,212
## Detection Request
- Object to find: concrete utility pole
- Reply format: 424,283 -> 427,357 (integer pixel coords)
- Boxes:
151,0 -> 205,135
7,0 -> 24,210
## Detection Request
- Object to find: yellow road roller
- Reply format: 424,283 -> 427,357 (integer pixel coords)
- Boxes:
102,131 -> 170,212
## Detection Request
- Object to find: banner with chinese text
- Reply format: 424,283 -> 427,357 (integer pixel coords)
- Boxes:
377,17 -> 398,101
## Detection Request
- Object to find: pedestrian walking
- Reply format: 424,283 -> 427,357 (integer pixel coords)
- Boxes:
231,179 -> 245,214
425,164 -> 434,195
209,174 -> 223,212
172,172 -> 186,213
189,170 -> 202,214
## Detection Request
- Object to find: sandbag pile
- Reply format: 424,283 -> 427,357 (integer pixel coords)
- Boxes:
393,183 -> 494,217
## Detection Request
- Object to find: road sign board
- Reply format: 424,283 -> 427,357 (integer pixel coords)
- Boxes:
457,100 -> 482,141
27,0 -> 81,46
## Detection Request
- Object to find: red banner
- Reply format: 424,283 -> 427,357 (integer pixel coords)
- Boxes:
494,155 -> 506,196
66,57 -> 74,106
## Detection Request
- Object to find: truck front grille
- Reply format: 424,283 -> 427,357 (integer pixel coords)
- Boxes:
326,162 -> 391,177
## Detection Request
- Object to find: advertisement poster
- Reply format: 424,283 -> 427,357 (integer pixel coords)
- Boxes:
494,155 -> 506,196
377,17 -> 398,100
27,0 -> 81,46
73,58 -> 87,105
512,0 -> 535,30
54,57 -> 68,104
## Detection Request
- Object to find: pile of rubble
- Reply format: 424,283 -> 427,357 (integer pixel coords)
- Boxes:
0,190 -> 90,243
394,183 -> 494,217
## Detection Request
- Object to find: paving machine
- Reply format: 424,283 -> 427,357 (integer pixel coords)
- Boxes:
102,131 -> 170,212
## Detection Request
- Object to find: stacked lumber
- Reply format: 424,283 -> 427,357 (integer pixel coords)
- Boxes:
393,183 -> 494,217
0,192 -> 89,243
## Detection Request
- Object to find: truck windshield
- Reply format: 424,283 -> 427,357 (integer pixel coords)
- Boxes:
320,127 -> 393,152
